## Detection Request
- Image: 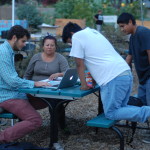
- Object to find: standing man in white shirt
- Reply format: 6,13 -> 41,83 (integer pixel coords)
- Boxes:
62,22 -> 150,123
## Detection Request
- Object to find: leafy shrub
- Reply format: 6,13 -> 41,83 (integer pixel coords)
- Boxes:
54,0 -> 97,27
16,4 -> 43,29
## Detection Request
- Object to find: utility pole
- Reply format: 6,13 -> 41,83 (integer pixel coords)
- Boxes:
140,0 -> 144,26
12,0 -> 15,26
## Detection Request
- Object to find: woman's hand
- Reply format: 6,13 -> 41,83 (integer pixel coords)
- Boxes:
49,73 -> 60,80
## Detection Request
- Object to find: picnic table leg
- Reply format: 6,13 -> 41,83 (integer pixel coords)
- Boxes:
40,98 -> 72,149
93,90 -> 104,134
93,90 -> 103,114
98,92 -> 103,114
111,126 -> 124,150
49,103 -> 58,147
39,98 -> 59,148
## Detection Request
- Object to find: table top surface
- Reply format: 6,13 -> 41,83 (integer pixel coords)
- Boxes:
19,85 -> 99,98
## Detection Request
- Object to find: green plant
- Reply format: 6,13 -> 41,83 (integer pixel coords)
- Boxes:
54,0 -> 98,27
16,4 -> 43,29
42,12 -> 55,25
70,2 -> 94,27
119,1 -> 147,19
54,0 -> 75,18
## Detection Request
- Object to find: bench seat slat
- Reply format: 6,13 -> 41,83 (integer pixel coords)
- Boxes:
86,113 -> 117,128
0,113 -> 16,119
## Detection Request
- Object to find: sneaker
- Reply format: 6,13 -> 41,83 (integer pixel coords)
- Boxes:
142,137 -> 150,144
53,143 -> 64,150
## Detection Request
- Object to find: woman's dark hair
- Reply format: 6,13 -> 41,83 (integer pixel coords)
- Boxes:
62,22 -> 82,43
117,12 -> 136,25
42,34 -> 58,48
7,25 -> 30,40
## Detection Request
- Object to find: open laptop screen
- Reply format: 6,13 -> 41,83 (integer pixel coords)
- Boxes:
41,68 -> 78,89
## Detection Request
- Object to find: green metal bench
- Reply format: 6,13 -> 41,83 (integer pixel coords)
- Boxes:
86,113 -> 124,150
0,111 -> 17,126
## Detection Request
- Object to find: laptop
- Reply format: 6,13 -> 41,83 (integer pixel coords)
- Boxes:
46,68 -> 78,90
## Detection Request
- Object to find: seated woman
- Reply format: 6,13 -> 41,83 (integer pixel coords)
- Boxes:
24,35 -> 69,129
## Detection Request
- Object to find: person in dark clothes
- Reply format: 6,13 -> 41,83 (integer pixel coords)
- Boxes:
117,12 -> 150,144
94,10 -> 103,32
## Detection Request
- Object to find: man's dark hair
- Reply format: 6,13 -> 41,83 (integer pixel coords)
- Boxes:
117,12 -> 136,25
7,25 -> 30,40
62,22 -> 82,43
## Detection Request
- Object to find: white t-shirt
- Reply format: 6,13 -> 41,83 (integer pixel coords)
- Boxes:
69,27 -> 130,86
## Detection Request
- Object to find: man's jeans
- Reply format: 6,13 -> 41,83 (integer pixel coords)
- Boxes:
0,98 -> 44,142
100,72 -> 150,123
138,78 -> 150,106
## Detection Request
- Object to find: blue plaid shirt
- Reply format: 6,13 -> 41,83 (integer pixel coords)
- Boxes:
0,41 -> 34,103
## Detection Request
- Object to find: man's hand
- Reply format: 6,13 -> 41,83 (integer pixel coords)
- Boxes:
146,50 -> 150,64
34,81 -> 51,87
126,54 -> 132,66
80,84 -> 92,90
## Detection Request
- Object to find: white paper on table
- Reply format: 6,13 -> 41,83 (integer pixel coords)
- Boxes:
40,77 -> 62,86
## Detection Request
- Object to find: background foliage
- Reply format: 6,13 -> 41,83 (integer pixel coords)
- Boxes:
16,4 -> 43,29
54,0 -> 147,27
1,0 -> 147,29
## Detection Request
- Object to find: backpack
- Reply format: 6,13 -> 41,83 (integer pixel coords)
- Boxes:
0,142 -> 49,150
